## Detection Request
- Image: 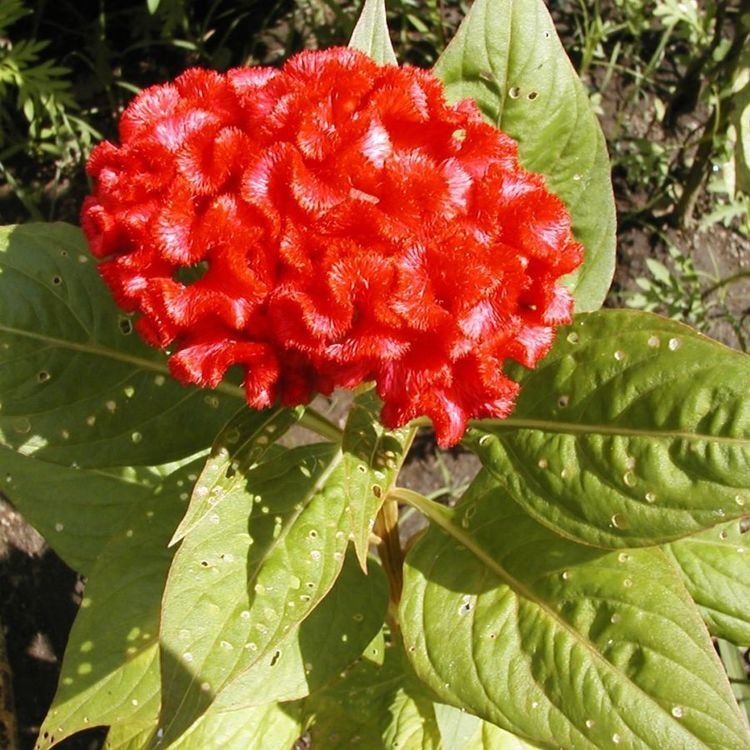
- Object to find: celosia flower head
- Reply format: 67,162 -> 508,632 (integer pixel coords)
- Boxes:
81,47 -> 583,446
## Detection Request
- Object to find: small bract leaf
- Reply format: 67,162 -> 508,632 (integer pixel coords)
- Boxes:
469,310 -> 750,548
0,223 -> 238,469
170,405 -> 304,545
665,519 -> 750,645
400,475 -> 750,749
342,389 -> 413,570
434,0 -> 616,312
349,0 -> 397,65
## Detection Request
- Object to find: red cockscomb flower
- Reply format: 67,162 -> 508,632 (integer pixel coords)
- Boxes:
81,47 -> 583,446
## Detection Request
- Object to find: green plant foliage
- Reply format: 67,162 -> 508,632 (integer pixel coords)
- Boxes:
665,519 -> 750,645
399,477 -> 750,749
435,703 -> 542,749
303,638 -> 441,748
433,0 -> 616,313
349,0 -> 398,65
170,406 -> 304,545
342,390 -> 413,570
156,442 -> 376,745
0,223 -> 240,468
468,310 -> 750,548
34,461 -> 202,749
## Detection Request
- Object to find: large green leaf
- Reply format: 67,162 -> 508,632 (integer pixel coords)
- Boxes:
156,443 -> 354,745
349,0 -> 397,65
0,223 -> 238,469
399,474 -> 750,750
304,640 -> 441,749
211,549 -> 388,712
433,0 -> 615,312
0,450 -> 162,575
342,390 -> 413,570
35,460 -> 201,750
163,702 -> 302,750
469,310 -> 750,548
664,519 -> 750,645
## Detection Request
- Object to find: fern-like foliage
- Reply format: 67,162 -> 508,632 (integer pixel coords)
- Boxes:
0,0 -> 92,154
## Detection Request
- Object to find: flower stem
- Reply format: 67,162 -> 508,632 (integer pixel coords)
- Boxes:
374,495 -> 404,618
298,409 -> 344,443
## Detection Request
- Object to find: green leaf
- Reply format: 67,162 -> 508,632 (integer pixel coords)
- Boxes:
146,0 -> 161,14
0,223 -> 239,469
349,0 -> 397,65
304,640 -> 441,749
212,549 -> 389,711
165,703 -> 302,750
0,450 -> 161,575
170,405 -> 304,545
433,0 -> 616,312
156,443 -> 353,745
469,310 -> 750,548
342,390 -> 413,570
399,477 -> 750,750
35,461 -> 201,749
664,519 -> 750,645
435,704 -> 541,749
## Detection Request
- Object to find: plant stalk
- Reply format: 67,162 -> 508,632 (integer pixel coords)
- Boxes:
374,495 -> 404,617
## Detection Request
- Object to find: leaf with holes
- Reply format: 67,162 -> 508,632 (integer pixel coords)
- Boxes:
468,310 -> 750,549
664,519 -> 750,646
170,406 -> 304,545
211,548 -> 388,712
34,460 -> 202,750
0,223 -> 239,469
434,0 -> 615,312
304,639 -> 441,749
399,476 -> 750,750
0,451 -> 161,575
342,390 -> 413,570
156,442 -> 354,746
349,0 -> 397,65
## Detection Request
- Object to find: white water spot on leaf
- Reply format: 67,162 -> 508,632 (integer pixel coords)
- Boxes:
613,350 -> 625,361
618,552 -> 630,563
645,492 -> 656,503
623,471 -> 636,487
610,513 -> 629,530
85,415 -> 96,427
566,332 -> 579,344
183,652 -> 193,663
668,337 -> 681,351
671,706 -> 684,718
123,386 -> 135,398
105,400 -> 116,412
208,513 -> 220,524
130,431 -> 142,444
154,374 -> 166,386
647,335 -> 660,348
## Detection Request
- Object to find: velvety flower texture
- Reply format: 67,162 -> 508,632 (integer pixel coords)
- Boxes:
81,47 -> 583,446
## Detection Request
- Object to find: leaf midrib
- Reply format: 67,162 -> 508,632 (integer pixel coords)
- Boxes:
477,417 -> 749,447
0,323 -> 246,400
